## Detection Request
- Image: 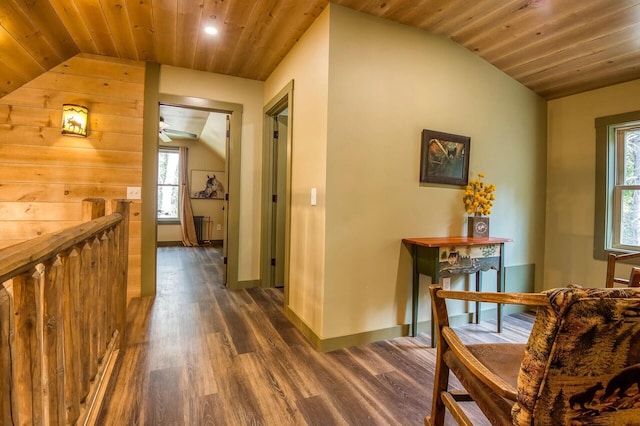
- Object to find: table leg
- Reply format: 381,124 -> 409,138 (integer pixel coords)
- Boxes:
411,245 -> 419,337
430,288 -> 436,347
475,271 -> 482,324
497,243 -> 505,333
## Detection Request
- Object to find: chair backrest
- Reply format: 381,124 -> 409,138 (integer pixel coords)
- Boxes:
606,251 -> 640,287
512,287 -> 640,425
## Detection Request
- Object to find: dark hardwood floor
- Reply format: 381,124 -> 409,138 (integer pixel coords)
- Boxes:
97,245 -> 533,425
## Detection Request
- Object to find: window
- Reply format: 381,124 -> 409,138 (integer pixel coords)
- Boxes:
613,126 -> 640,248
158,148 -> 180,220
595,111 -> 640,258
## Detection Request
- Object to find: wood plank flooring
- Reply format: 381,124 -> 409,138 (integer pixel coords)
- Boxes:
97,245 -> 534,425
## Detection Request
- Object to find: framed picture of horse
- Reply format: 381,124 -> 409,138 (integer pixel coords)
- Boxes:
191,170 -> 226,199
420,129 -> 470,186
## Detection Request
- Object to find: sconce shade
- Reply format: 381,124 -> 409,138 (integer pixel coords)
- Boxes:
61,104 -> 88,136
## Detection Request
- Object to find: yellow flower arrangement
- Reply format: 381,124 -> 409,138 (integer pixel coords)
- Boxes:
463,173 -> 495,217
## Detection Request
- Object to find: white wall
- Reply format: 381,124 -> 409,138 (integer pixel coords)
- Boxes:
159,67 -> 264,281
546,79 -> 640,288
267,4 -> 547,340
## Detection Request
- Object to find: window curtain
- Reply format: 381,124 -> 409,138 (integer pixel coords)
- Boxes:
179,146 -> 199,246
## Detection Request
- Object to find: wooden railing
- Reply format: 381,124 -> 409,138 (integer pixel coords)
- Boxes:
0,199 -> 130,425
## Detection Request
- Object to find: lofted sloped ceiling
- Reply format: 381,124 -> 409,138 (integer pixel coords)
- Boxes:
2,0 -> 640,100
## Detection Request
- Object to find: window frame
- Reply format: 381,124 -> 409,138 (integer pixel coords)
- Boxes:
157,147 -> 181,223
594,111 -> 640,259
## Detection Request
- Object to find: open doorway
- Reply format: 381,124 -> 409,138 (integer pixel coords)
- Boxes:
141,90 -> 243,296
156,104 -> 230,281
261,81 -> 293,299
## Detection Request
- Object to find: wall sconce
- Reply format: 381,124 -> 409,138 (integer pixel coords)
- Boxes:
61,104 -> 89,137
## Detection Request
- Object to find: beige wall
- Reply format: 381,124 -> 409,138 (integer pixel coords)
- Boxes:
0,53 -> 144,299
265,8 -> 331,334
159,66 -> 264,281
546,79 -> 640,288
267,5 -> 547,340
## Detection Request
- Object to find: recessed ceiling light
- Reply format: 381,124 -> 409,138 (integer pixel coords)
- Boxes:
204,26 -> 218,35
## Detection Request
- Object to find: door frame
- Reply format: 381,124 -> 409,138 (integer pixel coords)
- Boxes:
141,65 -> 243,295
261,81 -> 294,299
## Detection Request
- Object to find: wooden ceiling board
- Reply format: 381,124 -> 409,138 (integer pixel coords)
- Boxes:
8,0 -> 78,62
238,0 -> 326,79
484,3 -> 638,68
152,0 -> 178,66
191,0 -> 223,71
0,28 -> 46,93
3,0 -> 640,100
402,0 -> 470,29
124,0 -> 156,61
516,35 -> 640,88
100,0 -> 139,60
430,0 -> 516,36
175,0 -> 203,70
534,53 -> 640,99
235,0 -> 300,79
449,1 -> 542,47
203,0 -> 238,73
225,0 -> 282,79
47,0 -> 98,53
0,2 -> 62,72
212,0 -> 262,76
70,0 -> 118,56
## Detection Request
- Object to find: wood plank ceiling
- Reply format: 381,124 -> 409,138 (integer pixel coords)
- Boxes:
2,0 -> 640,100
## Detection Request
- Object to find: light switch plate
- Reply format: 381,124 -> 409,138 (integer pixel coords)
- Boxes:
126,186 -> 141,200
311,187 -> 317,206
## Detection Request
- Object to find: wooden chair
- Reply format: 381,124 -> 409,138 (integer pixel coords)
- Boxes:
426,284 -> 640,425
605,251 -> 640,287
630,267 -> 640,287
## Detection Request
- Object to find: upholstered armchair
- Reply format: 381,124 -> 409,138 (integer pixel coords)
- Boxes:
426,284 -> 640,425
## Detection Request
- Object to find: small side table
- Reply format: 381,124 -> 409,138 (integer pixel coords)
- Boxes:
402,237 -> 513,345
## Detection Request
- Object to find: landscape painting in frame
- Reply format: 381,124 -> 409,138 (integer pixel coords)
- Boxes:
420,129 -> 470,186
191,170 -> 225,199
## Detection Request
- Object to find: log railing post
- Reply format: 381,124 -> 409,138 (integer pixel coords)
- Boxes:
62,248 -> 81,424
9,273 -> 42,425
111,200 -> 130,346
0,286 -> 11,425
82,199 -> 106,222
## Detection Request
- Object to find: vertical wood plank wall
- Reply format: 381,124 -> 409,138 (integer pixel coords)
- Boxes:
0,53 -> 144,299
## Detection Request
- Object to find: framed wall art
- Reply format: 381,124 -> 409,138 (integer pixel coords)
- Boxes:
191,170 -> 226,199
420,129 -> 470,186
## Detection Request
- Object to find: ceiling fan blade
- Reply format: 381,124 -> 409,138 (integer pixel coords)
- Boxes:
163,128 -> 198,139
159,131 -> 172,143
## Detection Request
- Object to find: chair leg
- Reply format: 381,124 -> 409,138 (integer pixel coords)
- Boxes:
427,285 -> 452,426
426,344 -> 450,426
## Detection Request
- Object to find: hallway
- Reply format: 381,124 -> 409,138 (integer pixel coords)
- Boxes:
97,245 -> 531,425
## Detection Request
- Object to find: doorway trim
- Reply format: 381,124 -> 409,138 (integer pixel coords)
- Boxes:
141,63 -> 243,295
261,81 -> 294,299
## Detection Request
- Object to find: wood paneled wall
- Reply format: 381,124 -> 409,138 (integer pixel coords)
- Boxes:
0,53 -> 144,299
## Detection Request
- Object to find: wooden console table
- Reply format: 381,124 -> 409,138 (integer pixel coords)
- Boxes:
402,237 -> 512,344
